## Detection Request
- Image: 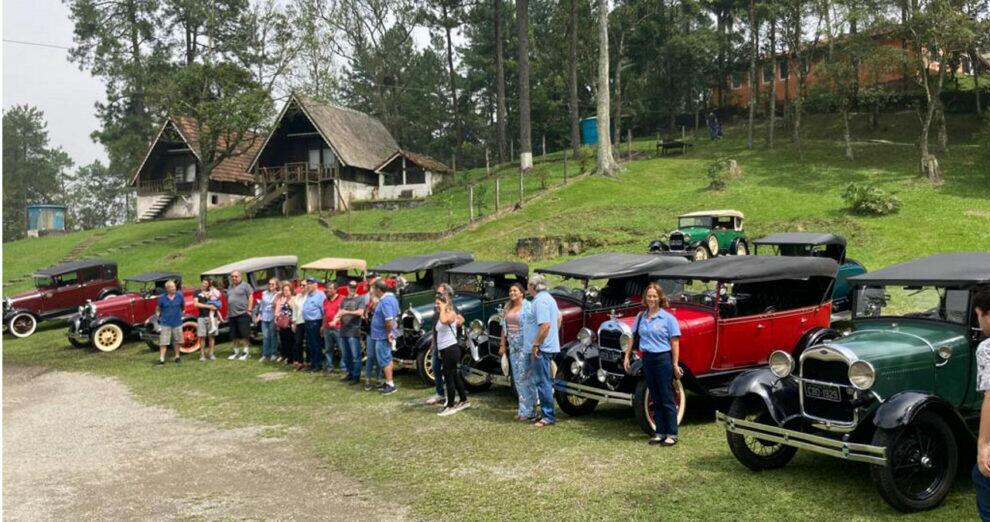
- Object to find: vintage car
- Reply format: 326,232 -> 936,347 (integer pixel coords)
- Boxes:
300,257 -> 369,296
67,272 -> 226,352
394,260 -> 529,387
648,209 -> 749,261
753,232 -> 866,315
368,250 -> 474,310
554,256 -> 838,435
3,259 -> 122,338
139,256 -> 298,347
716,253 -> 990,513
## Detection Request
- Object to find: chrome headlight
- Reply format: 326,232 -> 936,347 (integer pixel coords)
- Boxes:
469,319 -> 484,338
3,297 -> 11,312
619,332 -> 633,351
577,327 -> 594,346
404,308 -> 422,331
570,359 -> 584,376
768,350 -> 794,378
848,360 -> 875,390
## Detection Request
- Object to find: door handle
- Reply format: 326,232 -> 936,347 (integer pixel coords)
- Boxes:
800,318 -> 808,324
44,292 -> 54,298
756,324 -> 765,329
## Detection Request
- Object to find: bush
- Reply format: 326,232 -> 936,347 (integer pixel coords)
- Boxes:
842,183 -> 902,215
705,157 -> 738,191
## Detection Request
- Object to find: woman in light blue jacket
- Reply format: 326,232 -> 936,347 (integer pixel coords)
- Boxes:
500,283 -> 537,421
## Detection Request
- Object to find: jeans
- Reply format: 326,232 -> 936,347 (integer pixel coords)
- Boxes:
323,328 -> 341,369
341,336 -> 362,379
261,320 -> 278,357
432,344 -> 445,396
975,464 -> 990,521
533,351 -> 556,423
365,340 -> 382,382
509,348 -> 537,418
643,351 -> 678,438
439,344 -> 468,407
305,320 -> 323,370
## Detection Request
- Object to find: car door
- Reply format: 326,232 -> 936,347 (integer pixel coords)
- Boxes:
711,312 -> 773,370
43,271 -> 83,316
77,267 -> 104,301
770,305 -> 823,354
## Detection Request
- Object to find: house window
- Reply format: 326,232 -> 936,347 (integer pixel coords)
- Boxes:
382,169 -> 403,186
779,60 -> 789,80
185,162 -> 196,183
406,165 -> 426,185
731,72 -> 743,89
308,148 -> 321,169
763,63 -> 774,83
211,195 -> 219,205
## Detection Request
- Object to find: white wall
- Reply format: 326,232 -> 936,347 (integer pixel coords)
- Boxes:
136,191 -> 247,219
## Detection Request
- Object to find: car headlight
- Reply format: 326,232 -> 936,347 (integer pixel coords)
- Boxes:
768,350 -> 794,378
470,319 -> 484,338
577,327 -> 594,346
570,359 -> 584,376
848,360 -> 875,390
2,297 -> 11,312
619,332 -> 633,351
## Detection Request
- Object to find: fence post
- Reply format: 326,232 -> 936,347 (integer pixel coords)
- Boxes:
542,135 -> 546,157
510,139 -> 514,160
518,166 -> 524,207
563,149 -> 568,184
485,148 -> 490,177
627,129 -> 632,161
495,177 -> 500,212
682,125 -> 686,141
468,184 -> 474,222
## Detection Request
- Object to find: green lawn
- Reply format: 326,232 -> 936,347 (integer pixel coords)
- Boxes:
3,114 -> 989,520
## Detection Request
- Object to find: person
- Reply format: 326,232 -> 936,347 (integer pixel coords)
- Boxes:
273,282 -> 297,367
155,280 -> 185,366
337,281 -> 365,384
425,283 -> 464,406
499,283 -> 536,421
972,288 -> 990,520
368,280 -> 399,395
435,291 -> 470,415
706,111 -> 720,141
623,282 -> 682,445
321,282 -> 344,374
226,271 -> 254,361
258,278 -> 279,362
302,277 -> 326,372
194,278 -> 221,362
525,273 -> 560,427
363,291 -> 382,389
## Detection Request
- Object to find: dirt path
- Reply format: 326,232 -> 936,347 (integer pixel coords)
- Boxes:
3,365 -> 407,521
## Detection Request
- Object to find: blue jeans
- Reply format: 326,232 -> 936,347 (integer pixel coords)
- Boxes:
365,340 -> 382,382
510,349 -> 536,418
432,344 -> 445,396
643,351 -> 678,438
305,320 -> 323,370
323,328 -> 341,369
975,464 -> 990,521
533,351 -> 556,423
341,336 -> 362,379
261,320 -> 278,357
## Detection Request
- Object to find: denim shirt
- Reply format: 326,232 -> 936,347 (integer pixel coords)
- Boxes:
500,300 -> 532,352
302,290 -> 326,322
259,290 -> 277,322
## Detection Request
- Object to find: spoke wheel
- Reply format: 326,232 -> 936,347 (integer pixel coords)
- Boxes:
416,346 -> 436,386
8,313 -> 37,338
707,235 -> 720,256
633,378 -> 686,436
92,323 -> 125,352
461,353 -> 492,392
725,396 -> 797,470
693,246 -> 711,262
178,321 -> 201,354
870,411 -> 957,512
553,358 -> 598,416
735,241 -> 749,256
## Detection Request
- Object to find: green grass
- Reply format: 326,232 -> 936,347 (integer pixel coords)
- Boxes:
3,112 -> 989,520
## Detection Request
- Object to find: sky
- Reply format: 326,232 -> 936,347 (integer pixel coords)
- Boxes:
3,0 -> 109,168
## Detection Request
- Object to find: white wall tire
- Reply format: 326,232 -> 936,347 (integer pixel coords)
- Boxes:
707,235 -> 720,256
92,323 -> 125,352
8,313 -> 37,338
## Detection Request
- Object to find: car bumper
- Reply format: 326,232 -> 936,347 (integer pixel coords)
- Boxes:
715,410 -> 887,465
463,366 -> 512,387
553,379 -> 635,406
655,250 -> 694,260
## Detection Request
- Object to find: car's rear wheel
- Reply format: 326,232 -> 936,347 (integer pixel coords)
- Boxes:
461,352 -> 492,392
633,378 -> 686,435
693,246 -> 711,261
416,346 -> 436,386
178,321 -> 201,353
553,359 -> 598,416
92,323 -> 125,352
870,411 -> 957,513
7,313 -> 37,338
734,240 -> 749,256
725,395 -> 797,470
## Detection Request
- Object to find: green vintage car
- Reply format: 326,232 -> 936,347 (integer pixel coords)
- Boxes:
648,209 -> 749,261
368,250 -> 474,310
716,253 -> 990,513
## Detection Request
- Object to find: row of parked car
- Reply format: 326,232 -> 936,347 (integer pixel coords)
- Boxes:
3,218 -> 988,514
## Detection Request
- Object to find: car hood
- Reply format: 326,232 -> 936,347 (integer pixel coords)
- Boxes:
404,294 -> 479,332
90,292 -> 144,316
671,226 -> 709,242
5,288 -> 43,306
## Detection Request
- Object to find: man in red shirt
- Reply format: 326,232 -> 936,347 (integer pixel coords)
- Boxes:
320,281 -> 344,374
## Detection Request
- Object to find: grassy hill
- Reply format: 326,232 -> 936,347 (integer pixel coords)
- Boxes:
3,112 -> 988,520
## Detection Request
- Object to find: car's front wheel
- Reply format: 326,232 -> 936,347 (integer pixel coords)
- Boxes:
92,323 -> 125,352
633,378 -> 686,435
67,335 -> 89,348
870,411 -> 957,513
553,359 -> 598,417
7,312 -> 38,338
693,246 -> 711,261
725,395 -> 797,471
416,346 -> 436,386
178,321 -> 201,353
461,352 -> 493,392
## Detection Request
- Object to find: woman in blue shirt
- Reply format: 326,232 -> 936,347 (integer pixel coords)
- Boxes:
624,282 -> 682,446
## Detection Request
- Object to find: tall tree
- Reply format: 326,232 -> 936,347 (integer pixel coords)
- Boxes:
568,0 -> 582,156
595,0 -> 620,176
495,0 -> 509,163
517,0 -> 533,170
64,161 -> 128,231
420,1 -> 465,167
766,7 -> 778,148
746,0 -> 759,149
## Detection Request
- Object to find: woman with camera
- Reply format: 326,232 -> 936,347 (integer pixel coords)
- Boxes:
435,291 -> 471,416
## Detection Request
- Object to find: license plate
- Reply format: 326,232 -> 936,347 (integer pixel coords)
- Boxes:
599,349 -> 621,362
804,382 -> 841,402
670,241 -> 682,248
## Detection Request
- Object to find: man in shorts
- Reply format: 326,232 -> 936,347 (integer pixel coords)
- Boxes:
226,271 -> 254,360
156,280 -> 185,366
195,278 -> 221,361
368,279 -> 399,395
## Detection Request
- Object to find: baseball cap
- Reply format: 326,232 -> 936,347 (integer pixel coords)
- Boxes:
305,276 -> 318,284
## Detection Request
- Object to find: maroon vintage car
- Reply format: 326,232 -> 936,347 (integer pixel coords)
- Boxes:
4,259 -> 122,338
67,271 -> 228,352
553,256 -> 838,434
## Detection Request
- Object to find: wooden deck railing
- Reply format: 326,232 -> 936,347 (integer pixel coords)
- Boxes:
257,163 -> 336,185
136,178 -> 200,195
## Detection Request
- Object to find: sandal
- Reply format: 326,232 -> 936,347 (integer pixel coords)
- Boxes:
661,437 -> 678,447
533,420 -> 555,428
514,415 -> 530,422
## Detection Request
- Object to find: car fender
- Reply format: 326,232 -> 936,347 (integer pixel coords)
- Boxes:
873,391 -> 971,437
562,340 -> 594,361
411,330 -> 433,354
726,368 -> 801,425
3,308 -> 32,323
793,327 -> 840,359
89,316 -> 132,335
96,287 -> 123,300
729,237 -> 748,255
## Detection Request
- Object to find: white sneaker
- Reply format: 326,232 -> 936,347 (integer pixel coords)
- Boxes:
209,354 -> 216,361
259,355 -> 268,362
275,356 -> 283,363
199,356 -> 206,362
454,401 -> 472,412
425,394 -> 444,406
228,352 -> 239,360
238,352 -> 249,361
437,407 -> 458,417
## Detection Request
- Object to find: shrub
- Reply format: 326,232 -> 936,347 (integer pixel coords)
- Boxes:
842,183 -> 902,215
533,164 -> 551,190
705,157 -> 737,191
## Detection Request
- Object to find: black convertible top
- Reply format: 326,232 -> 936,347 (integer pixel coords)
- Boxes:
125,271 -> 182,283
447,261 -> 528,279
537,253 -> 688,280
34,259 -> 115,277
753,232 -> 846,247
369,251 -> 474,274
652,255 -> 838,283
848,253 -> 990,287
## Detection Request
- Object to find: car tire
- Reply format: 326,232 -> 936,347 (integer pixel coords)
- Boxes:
725,395 -> 797,471
692,245 -> 711,262
870,411 -> 957,513
416,346 -> 436,386
460,352 -> 493,393
178,321 -> 201,354
733,239 -> 749,256
633,378 -> 686,436
553,359 -> 599,417
92,323 -> 125,352
706,235 -> 720,256
7,313 -> 37,338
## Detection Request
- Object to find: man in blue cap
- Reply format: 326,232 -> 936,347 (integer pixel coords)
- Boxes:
302,276 -> 326,371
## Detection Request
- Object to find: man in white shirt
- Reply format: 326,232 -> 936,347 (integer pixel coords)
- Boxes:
972,287 -> 990,520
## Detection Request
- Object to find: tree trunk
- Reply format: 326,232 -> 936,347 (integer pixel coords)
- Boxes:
792,0 -> 803,147
495,0 -> 508,164
717,10 -> 727,108
746,0 -> 758,149
766,16 -> 776,149
568,0 -> 581,157
442,4 -> 461,165
516,0 -> 533,170
973,50 -> 983,114
595,0 -> 619,176
196,162 -> 211,242
935,97 -> 948,153
842,107 -> 854,160
613,32 -> 624,147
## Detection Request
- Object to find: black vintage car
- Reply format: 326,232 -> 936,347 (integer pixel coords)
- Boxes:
368,250 -> 474,310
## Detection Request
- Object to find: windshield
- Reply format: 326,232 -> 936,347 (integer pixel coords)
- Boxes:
678,216 -> 713,229
124,280 -> 150,294
34,276 -> 55,289
853,285 -> 970,325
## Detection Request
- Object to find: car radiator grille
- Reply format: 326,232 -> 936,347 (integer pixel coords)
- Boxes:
599,329 -> 622,350
402,315 -> 416,330
487,321 -> 502,339
669,233 -> 685,250
800,358 -> 855,424
597,330 -> 625,371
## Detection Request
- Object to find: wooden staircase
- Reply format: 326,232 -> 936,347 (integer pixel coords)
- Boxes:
137,194 -> 176,222
245,184 -> 289,218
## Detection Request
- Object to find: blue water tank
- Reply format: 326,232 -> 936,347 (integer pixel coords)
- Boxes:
580,117 -> 598,145
27,204 -> 66,232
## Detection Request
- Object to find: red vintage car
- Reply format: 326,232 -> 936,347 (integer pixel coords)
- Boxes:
67,271 -> 228,352
300,258 -> 369,296
553,256 -> 838,434
4,259 -> 122,338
